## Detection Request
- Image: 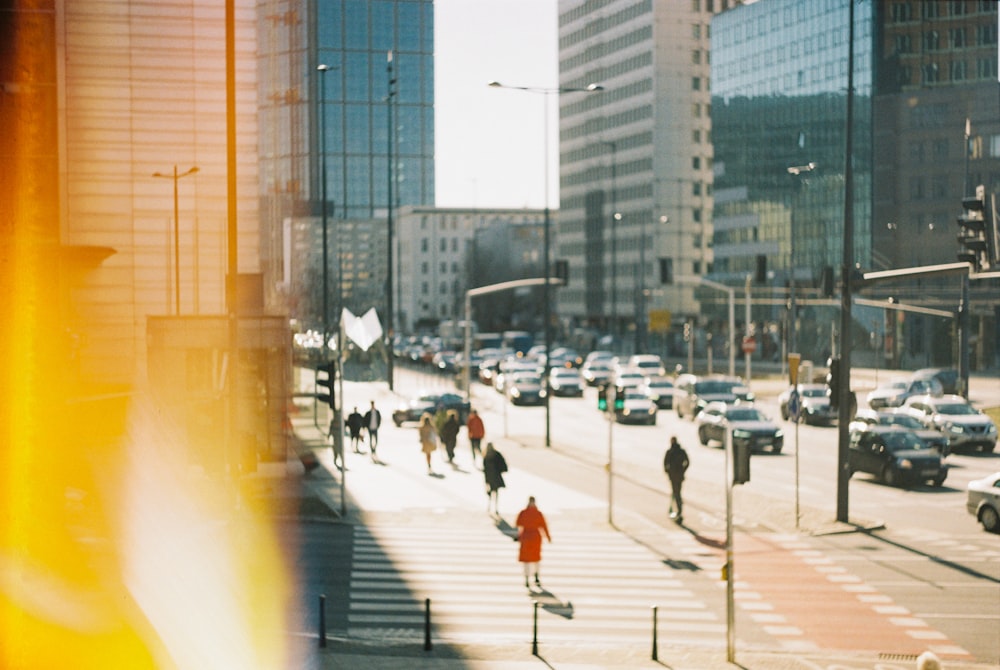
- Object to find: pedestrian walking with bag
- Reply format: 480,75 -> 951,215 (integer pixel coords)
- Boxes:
663,435 -> 690,523
466,408 -> 485,467
482,442 -> 507,515
418,413 -> 437,474
516,496 -> 551,589
439,409 -> 460,464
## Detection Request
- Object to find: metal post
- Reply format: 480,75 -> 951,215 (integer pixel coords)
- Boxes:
651,605 -> 659,661
424,598 -> 432,651
744,274 -> 752,383
724,427 -> 735,663
607,392 -> 614,526
318,594 -> 327,648
532,600 -> 539,655
386,50 -> 396,391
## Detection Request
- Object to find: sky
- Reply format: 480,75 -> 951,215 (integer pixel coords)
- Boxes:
433,0 -> 559,209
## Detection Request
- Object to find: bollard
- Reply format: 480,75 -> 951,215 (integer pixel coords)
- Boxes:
651,605 -> 658,661
318,594 -> 327,648
424,598 -> 432,651
531,601 -> 539,655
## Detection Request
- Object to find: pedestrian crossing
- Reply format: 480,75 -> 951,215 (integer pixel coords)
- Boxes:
346,519 -> 727,647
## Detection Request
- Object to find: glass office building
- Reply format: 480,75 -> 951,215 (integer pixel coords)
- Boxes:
257,0 -> 434,321
711,0 -> 873,360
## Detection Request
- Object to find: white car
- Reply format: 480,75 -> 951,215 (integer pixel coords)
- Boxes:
640,376 -> 676,410
966,472 -> 1000,533
626,354 -> 665,378
549,367 -> 584,397
614,387 -> 657,425
901,394 -> 998,454
777,383 -> 837,425
866,377 -> 940,410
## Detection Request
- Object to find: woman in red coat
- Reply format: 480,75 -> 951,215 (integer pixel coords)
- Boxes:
516,496 -> 551,589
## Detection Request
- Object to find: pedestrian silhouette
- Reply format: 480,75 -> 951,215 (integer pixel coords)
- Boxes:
363,400 -> 381,460
346,407 -> 365,454
418,413 -> 437,474
516,495 -> 551,589
466,408 -> 485,467
328,416 -> 343,471
439,409 -> 460,464
482,442 -> 507,515
663,435 -> 690,523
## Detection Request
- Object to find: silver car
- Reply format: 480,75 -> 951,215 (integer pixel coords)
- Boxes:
901,394 -> 998,454
967,472 -> 1000,533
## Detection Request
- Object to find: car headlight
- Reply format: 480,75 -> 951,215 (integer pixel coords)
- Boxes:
622,408 -> 631,416
946,423 -> 964,434
775,429 -> 784,439
896,458 -> 913,469
647,406 -> 656,415
539,390 -> 547,398
987,424 -> 997,435
510,388 -> 520,397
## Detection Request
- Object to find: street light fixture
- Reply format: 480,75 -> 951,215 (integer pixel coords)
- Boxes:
152,165 -> 199,315
487,80 -> 604,447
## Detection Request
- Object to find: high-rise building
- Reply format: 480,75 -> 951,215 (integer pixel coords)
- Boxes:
557,0 -> 725,354
257,0 -> 435,327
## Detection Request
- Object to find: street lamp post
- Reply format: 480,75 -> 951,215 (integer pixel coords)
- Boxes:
602,141 -> 618,345
488,80 -> 603,447
317,64 -> 332,352
152,164 -> 199,315
386,51 -> 396,391
786,162 -> 816,356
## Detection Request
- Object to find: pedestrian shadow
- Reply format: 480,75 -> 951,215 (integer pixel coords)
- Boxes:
530,588 -> 574,619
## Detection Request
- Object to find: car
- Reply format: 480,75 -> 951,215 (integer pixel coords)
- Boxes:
695,401 -> 784,453
966,472 -> 1000,533
849,408 -> 950,457
912,367 -> 959,395
506,371 -> 547,406
549,347 -> 584,368
581,359 -> 614,386
900,394 -> 998,453
613,369 -> 646,389
626,354 -> 665,378
549,367 -> 584,397
675,375 -> 754,420
639,375 -> 676,409
614,387 -> 657,425
494,359 -> 539,394
777,383 -> 837,425
865,377 -> 941,410
392,391 -> 471,426
848,426 -> 947,487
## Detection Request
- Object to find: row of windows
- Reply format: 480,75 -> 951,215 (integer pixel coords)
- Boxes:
418,237 -> 462,253
889,0 -> 997,23
559,0 -> 652,48
912,57 -> 997,84
893,24 -> 998,52
560,27 -> 653,73
419,280 -> 461,297
418,261 -> 461,275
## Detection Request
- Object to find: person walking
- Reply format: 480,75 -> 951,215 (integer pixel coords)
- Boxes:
418,413 -> 437,474
439,409 -> 460,464
466,408 -> 485,467
363,400 -> 382,459
663,435 -> 690,523
329,415 -> 343,471
516,496 -> 551,589
482,442 -> 507,515
346,407 -> 365,454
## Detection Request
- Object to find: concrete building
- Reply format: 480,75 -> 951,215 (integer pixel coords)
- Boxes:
556,0 -> 727,355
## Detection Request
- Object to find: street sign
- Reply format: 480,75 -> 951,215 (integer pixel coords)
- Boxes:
787,389 -> 800,422
741,336 -> 756,354
788,352 -> 801,385
648,309 -> 671,333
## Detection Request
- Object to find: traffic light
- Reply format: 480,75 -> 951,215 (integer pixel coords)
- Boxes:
755,254 -> 767,284
733,438 -> 751,485
821,265 -> 835,297
658,257 -> 673,284
316,361 -> 336,408
597,383 -> 608,411
614,386 -> 625,411
554,259 -> 569,284
826,357 -> 840,409
956,185 -> 992,271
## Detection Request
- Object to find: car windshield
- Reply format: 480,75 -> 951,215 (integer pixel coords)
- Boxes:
727,408 -> 765,422
624,389 -> 647,400
882,381 -> 908,391
513,374 -> 541,385
881,415 -> 923,429
648,381 -> 673,390
801,387 -> 826,398
695,380 -> 738,394
883,431 -> 931,452
935,403 -> 977,416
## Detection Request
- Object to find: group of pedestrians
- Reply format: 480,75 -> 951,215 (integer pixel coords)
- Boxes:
331,400 -> 382,469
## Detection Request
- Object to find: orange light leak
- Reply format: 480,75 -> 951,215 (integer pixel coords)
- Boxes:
1,12 -> 295,668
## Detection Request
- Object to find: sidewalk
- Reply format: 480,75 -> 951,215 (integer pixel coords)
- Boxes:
272,378 -> 995,670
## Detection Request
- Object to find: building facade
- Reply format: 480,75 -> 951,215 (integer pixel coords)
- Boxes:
256,0 -> 435,329
556,0 -> 726,355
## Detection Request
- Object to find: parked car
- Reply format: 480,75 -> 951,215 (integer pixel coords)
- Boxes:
392,391 -> 471,426
966,472 -> 1000,533
848,426 -> 947,487
912,367 -> 959,395
675,375 -> 753,420
614,387 -> 657,425
865,377 -> 941,410
849,408 -> 950,457
506,371 -> 547,406
777,383 -> 837,425
640,375 -> 676,410
626,354 -> 665,378
549,367 -> 584,397
900,394 -> 998,453
695,402 -> 784,454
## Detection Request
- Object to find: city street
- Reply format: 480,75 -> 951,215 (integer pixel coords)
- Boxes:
288,364 -> 1000,667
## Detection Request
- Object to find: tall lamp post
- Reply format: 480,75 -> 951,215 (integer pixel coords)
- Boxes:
786,162 -> 816,356
317,64 -> 332,353
386,50 -> 397,390
152,164 -> 199,315
602,141 -> 618,344
488,80 -> 603,447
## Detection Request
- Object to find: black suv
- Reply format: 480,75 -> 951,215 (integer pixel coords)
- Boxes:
848,426 -> 947,488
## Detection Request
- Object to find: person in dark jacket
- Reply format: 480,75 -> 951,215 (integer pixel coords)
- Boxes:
663,436 -> 690,523
439,409 -> 460,463
362,400 -> 382,459
346,407 -> 365,454
482,442 -> 508,515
